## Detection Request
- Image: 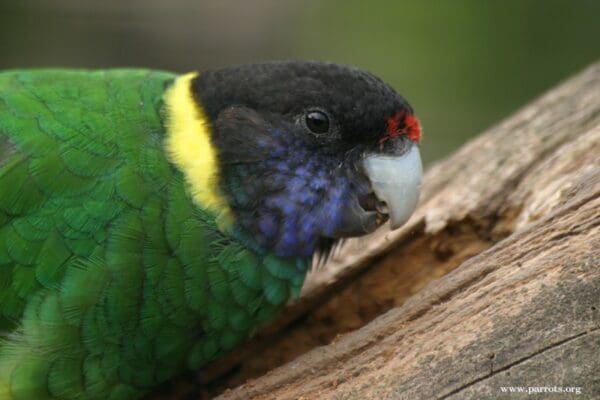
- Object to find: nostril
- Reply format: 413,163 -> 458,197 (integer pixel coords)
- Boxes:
359,192 -> 378,212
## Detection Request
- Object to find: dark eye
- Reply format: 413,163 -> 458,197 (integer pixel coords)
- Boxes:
305,110 -> 330,134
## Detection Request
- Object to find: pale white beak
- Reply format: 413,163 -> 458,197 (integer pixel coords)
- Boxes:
362,144 -> 422,229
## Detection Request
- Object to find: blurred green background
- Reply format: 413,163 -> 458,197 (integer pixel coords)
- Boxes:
1,0 -> 598,164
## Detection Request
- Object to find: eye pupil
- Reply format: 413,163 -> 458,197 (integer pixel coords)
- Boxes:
306,111 -> 330,134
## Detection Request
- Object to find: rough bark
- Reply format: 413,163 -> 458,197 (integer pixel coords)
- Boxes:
153,62 -> 600,399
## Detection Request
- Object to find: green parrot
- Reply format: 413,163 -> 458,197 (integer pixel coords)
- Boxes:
0,62 -> 422,399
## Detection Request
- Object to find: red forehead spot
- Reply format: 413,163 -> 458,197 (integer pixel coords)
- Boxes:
385,111 -> 422,143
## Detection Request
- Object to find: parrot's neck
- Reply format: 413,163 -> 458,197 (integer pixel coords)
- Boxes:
163,73 -> 234,230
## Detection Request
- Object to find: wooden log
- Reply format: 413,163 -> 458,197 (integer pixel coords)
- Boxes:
151,62 -> 600,399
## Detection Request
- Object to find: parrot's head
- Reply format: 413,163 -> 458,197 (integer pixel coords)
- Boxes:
165,61 -> 422,260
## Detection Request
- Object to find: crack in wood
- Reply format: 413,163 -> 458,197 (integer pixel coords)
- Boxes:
436,327 -> 600,400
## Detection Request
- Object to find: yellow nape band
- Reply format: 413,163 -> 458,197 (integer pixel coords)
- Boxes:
164,73 -> 232,225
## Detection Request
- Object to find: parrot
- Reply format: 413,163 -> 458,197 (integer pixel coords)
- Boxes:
0,61 -> 423,400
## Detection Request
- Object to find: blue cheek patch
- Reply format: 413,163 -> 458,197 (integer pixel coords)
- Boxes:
222,128 -> 364,258
258,212 -> 278,240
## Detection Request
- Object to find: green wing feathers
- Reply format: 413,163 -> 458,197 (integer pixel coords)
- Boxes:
0,70 -> 170,326
0,70 -> 306,400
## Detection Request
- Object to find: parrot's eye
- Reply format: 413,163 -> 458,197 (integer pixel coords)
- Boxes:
305,110 -> 330,134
